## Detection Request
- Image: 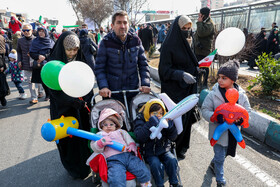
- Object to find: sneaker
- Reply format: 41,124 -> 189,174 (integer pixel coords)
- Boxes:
44,97 -> 49,101
217,182 -> 226,187
170,184 -> 183,187
209,162 -> 215,174
38,93 -> 44,98
29,99 -> 38,104
19,93 -> 27,100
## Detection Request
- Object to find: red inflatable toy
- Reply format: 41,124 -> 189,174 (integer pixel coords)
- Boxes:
210,88 -> 249,148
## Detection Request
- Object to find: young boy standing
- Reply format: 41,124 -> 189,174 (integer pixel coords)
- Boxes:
201,60 -> 251,187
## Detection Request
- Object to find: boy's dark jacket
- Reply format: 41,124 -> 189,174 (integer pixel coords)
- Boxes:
134,113 -> 177,157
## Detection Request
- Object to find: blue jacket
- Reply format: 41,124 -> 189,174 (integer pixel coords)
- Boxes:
94,31 -> 150,91
157,25 -> 166,43
134,113 -> 177,157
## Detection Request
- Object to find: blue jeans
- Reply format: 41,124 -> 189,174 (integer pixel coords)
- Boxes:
14,81 -> 24,94
145,151 -> 178,186
212,144 -> 227,185
107,152 -> 150,187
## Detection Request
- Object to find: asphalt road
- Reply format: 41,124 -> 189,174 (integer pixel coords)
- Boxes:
0,78 -> 280,187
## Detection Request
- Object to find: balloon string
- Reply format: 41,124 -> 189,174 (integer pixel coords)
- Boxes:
79,97 -> 91,113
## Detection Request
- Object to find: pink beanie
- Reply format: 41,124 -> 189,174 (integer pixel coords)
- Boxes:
98,108 -> 121,130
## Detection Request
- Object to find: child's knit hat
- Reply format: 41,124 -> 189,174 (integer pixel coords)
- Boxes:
217,60 -> 240,82
98,108 -> 121,130
8,49 -> 17,61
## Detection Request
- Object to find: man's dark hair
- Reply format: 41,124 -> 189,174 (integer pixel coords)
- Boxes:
82,23 -> 87,27
112,10 -> 129,24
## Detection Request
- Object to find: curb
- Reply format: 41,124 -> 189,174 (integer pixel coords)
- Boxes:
149,65 -> 280,152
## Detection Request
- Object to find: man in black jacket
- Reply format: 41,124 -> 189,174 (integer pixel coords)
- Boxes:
17,24 -> 42,103
139,24 -> 153,61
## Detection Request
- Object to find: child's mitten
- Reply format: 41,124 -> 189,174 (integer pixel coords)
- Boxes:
97,136 -> 113,148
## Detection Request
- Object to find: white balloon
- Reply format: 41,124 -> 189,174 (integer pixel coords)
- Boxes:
215,27 -> 245,56
59,61 -> 95,98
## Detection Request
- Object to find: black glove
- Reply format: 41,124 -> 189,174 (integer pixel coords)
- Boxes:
217,114 -> 224,124
148,115 -> 160,127
235,118 -> 244,126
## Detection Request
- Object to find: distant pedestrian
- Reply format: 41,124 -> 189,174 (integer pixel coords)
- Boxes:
271,22 -> 277,30
267,28 -> 279,55
12,31 -> 21,50
5,49 -> 26,100
9,16 -> 22,34
17,23 -> 43,104
152,24 -> 158,47
81,23 -> 96,44
158,24 -> 166,44
0,34 -> 9,106
79,29 -> 97,62
29,27 -> 55,102
194,7 -> 215,90
139,24 -> 153,60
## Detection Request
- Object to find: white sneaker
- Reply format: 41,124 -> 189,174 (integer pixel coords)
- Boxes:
19,93 -> 27,100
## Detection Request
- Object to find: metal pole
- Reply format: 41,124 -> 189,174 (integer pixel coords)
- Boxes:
247,6 -> 251,30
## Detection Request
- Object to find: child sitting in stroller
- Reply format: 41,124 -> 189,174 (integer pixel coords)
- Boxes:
90,108 -> 151,187
134,99 -> 182,187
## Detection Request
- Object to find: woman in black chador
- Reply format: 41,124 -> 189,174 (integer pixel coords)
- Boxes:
159,15 -> 200,159
49,31 -> 94,179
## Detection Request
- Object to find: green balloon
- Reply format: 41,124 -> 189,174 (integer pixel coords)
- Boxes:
41,60 -> 65,90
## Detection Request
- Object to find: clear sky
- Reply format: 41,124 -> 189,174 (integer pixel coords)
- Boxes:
1,0 -> 234,25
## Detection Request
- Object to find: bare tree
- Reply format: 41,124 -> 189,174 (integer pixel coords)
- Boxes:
67,0 -> 83,24
114,0 -> 148,24
68,0 -> 113,28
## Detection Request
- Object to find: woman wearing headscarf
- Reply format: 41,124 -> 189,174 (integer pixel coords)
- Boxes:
159,15 -> 199,159
29,27 -> 55,101
79,29 -> 98,62
48,31 -> 93,179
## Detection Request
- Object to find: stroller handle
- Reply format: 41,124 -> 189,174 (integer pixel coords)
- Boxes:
90,89 -> 158,107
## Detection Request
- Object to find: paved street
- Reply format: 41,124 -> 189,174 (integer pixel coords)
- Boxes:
1,77 -> 280,187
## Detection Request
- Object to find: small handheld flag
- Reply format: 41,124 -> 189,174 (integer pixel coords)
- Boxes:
198,49 -> 217,68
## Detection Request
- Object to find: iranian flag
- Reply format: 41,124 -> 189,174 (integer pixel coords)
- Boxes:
39,16 -> 46,24
198,49 -> 217,68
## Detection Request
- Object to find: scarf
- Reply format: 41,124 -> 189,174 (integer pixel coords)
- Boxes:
29,27 -> 54,52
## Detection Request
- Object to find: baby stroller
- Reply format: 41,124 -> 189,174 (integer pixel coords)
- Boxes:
87,89 -> 181,186
130,91 -> 182,186
87,90 -> 142,187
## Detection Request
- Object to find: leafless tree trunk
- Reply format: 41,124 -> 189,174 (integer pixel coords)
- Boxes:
68,0 -> 83,23
68,0 -> 113,28
114,0 -> 148,24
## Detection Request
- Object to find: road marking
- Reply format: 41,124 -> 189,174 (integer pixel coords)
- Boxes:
243,134 -> 260,146
272,151 -> 280,159
193,122 -> 280,187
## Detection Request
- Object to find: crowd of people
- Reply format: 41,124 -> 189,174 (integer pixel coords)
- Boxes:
0,9 -> 279,187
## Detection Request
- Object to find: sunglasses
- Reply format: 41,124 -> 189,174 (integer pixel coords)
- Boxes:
22,29 -> 31,32
102,123 -> 115,127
